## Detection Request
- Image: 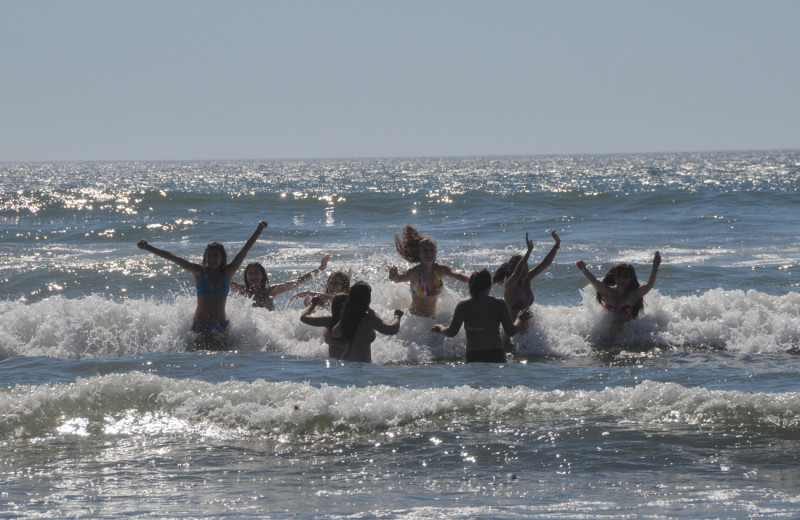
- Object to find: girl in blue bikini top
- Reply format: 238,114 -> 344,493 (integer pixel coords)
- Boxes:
137,220 -> 268,348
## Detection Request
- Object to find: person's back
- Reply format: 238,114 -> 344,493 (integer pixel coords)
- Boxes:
332,282 -> 403,363
432,269 -> 531,363
459,294 -> 506,353
341,314 -> 380,362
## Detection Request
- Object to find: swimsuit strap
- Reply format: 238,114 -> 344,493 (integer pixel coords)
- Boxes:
464,324 -> 496,333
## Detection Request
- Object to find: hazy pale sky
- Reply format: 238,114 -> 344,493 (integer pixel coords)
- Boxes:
2,0 -> 798,162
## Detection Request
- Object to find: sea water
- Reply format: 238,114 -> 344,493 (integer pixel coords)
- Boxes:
1,152 -> 800,518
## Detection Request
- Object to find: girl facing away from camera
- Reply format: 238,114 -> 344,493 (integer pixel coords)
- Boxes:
432,269 -> 532,363
331,281 -> 403,363
493,230 -> 560,349
300,293 -> 348,359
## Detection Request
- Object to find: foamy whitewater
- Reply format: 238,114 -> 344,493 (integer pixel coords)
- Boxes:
1,152 -> 800,518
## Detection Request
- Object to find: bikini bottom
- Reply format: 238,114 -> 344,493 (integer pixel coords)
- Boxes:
191,320 -> 230,334
465,348 -> 506,363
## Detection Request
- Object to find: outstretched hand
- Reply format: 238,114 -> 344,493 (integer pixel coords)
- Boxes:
394,309 -> 404,319
137,239 -> 149,250
319,254 -> 332,271
551,229 -> 560,246
258,220 -> 268,230
388,265 -> 398,280
431,324 -> 446,334
653,251 -> 661,269
575,260 -> 586,271
525,232 -> 533,252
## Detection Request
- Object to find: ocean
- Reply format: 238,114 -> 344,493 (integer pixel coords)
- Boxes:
1,151 -> 800,518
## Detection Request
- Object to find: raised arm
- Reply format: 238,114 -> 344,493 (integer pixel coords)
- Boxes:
529,230 -> 560,280
269,254 -> 330,297
137,240 -> 201,274
576,260 -> 613,300
431,302 -> 465,337
225,221 -> 268,276
507,233 -> 534,286
633,251 -> 661,299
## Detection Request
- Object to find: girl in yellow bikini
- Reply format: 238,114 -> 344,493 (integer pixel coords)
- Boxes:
388,225 -> 469,318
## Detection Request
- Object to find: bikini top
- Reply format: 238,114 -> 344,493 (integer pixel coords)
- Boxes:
411,266 -> 443,297
512,290 -> 534,310
196,270 -> 230,297
603,303 -> 633,316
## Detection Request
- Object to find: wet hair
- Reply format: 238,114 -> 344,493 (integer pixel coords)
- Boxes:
469,269 -> 492,297
243,262 -> 268,292
202,242 -> 228,271
598,263 -> 644,317
395,224 -> 436,263
325,271 -> 351,294
493,255 -> 523,284
328,294 -> 348,332
338,281 -> 371,343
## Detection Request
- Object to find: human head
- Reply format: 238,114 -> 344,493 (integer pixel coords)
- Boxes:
395,224 -> 437,263
598,263 -> 644,316
202,242 -> 228,271
339,281 -> 372,342
325,271 -> 351,294
330,293 -> 347,326
493,254 -> 523,284
469,269 -> 492,297
243,262 -> 268,291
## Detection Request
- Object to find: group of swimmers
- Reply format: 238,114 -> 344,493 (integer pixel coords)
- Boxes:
137,222 -> 661,362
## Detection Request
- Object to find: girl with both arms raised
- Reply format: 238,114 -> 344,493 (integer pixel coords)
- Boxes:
388,224 -> 469,318
493,230 -> 560,349
137,220 -> 268,349
231,254 -> 332,310
576,251 -> 661,323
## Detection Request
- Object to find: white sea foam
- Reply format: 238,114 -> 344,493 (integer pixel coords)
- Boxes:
3,372 -> 799,440
2,284 -> 799,360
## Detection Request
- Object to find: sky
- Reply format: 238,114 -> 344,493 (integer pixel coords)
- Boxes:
1,0 -> 798,162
